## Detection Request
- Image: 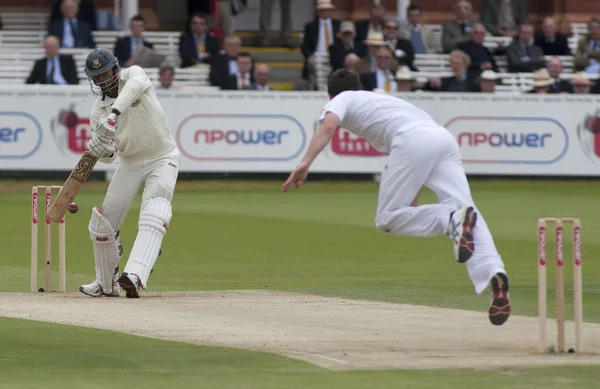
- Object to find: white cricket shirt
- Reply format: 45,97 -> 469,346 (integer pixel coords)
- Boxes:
90,66 -> 177,163
319,90 -> 437,153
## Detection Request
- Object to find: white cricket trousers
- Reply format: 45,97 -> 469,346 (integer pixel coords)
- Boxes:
101,148 -> 180,233
374,125 -> 505,294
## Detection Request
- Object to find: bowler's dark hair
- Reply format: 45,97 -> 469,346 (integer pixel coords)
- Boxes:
130,14 -> 145,24
327,69 -> 362,98
407,4 -> 421,13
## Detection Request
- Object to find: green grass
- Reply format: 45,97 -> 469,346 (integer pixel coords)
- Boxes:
1,179 -> 600,387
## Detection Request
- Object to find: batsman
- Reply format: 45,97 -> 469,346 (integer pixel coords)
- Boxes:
79,48 -> 180,298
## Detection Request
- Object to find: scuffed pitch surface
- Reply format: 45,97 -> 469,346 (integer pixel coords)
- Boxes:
1,290 -> 600,370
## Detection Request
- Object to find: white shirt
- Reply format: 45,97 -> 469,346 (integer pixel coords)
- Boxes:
62,18 -> 77,48
376,68 -> 396,92
45,56 -> 68,85
319,90 -> 437,153
236,72 -> 251,89
317,18 -> 334,53
90,66 -> 177,163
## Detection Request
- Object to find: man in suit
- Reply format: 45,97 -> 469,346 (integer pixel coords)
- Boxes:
457,23 -> 499,79
384,19 -> 417,72
48,0 -> 95,48
113,15 -> 154,67
506,22 -> 546,73
547,57 -> 573,94
481,0 -> 527,37
50,0 -> 96,31
251,63 -> 274,90
220,51 -> 253,90
400,4 -> 437,54
534,17 -> 571,56
179,12 -> 221,68
210,35 -> 247,87
354,3 -> 386,42
26,35 -> 78,85
425,49 -> 478,92
359,46 -> 397,92
329,21 -> 367,72
574,18 -> 600,74
442,0 -> 475,53
301,0 -> 340,89
354,31 -> 398,75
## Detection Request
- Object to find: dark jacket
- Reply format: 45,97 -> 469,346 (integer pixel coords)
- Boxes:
25,55 -> 79,85
354,19 -> 384,42
534,32 -> 572,56
301,18 -> 341,78
50,0 -> 96,30
506,40 -> 546,72
548,79 -> 573,94
457,40 -> 499,77
388,38 -> 418,71
328,39 -> 367,71
113,36 -> 153,66
48,18 -> 95,48
179,32 -> 221,68
424,74 -> 479,92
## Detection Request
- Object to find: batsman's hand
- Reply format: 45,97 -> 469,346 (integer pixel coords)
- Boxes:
282,162 -> 310,192
87,135 -> 115,159
95,113 -> 117,139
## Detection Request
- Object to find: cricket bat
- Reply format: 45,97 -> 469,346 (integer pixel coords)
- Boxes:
47,151 -> 99,222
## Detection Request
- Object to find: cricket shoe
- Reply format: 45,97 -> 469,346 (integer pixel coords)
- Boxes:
117,272 -> 142,298
448,206 -> 477,263
489,272 -> 511,326
79,267 -> 120,297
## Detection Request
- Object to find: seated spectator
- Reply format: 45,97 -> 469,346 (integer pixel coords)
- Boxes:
220,51 -> 254,90
425,49 -> 478,92
48,0 -> 95,48
301,0 -> 340,89
179,12 -> 221,68
251,63 -> 273,90
355,3 -> 386,42
395,68 -> 416,92
384,19 -> 417,71
50,0 -> 96,30
547,57 -> 572,94
457,22 -> 499,79
506,23 -> 546,73
113,15 -> 153,67
529,68 -> 553,93
481,0 -> 527,37
359,46 -> 396,92
571,72 -> 591,94
26,35 -> 78,85
344,53 -> 360,70
442,0 -> 475,53
475,69 -> 499,92
354,32 -> 398,74
209,35 -> 243,87
534,17 -> 571,56
157,65 -> 179,90
574,18 -> 600,74
329,21 -> 367,72
400,4 -> 437,54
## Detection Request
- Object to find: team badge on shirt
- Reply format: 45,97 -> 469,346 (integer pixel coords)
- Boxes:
131,99 -> 141,107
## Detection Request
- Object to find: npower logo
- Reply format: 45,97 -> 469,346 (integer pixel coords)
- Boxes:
176,114 -> 306,161
445,116 -> 568,164
0,112 -> 42,159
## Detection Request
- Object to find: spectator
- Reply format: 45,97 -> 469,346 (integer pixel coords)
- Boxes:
384,19 -> 417,72
210,35 -> 247,87
547,57 -> 572,94
481,0 -> 527,37
534,17 -> 571,56
506,23 -> 546,73
344,53 -> 360,70
395,68 -> 416,92
251,63 -> 274,90
113,15 -> 153,68
221,51 -> 253,90
475,69 -> 499,93
354,32 -> 398,74
50,0 -> 96,30
157,65 -> 179,90
442,0 -> 475,53
216,0 -> 247,36
425,49 -> 478,92
359,46 -> 396,92
457,22 -> 499,78
259,0 -> 293,47
574,18 -> 600,74
355,4 -> 386,42
400,4 -> 437,54
48,0 -> 95,48
26,35 -> 78,85
529,68 -> 553,93
301,0 -> 340,89
571,72 -> 591,94
180,12 -> 221,68
329,21 -> 367,72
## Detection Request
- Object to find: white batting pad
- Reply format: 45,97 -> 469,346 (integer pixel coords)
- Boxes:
89,207 -> 121,295
123,197 -> 172,287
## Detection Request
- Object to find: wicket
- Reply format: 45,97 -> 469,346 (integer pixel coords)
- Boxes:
31,186 -> 66,293
537,217 -> 583,353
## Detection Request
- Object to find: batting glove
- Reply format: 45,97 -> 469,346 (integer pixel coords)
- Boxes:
87,135 -> 115,159
95,113 -> 117,139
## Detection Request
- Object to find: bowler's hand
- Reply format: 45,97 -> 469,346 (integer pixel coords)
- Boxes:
282,162 -> 310,192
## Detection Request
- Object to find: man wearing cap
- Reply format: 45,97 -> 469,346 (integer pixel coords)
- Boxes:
475,70 -> 498,93
571,72 -> 591,94
354,31 -> 398,75
359,46 -> 397,92
528,69 -> 554,94
329,21 -> 367,72
301,0 -> 341,89
396,68 -> 416,92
